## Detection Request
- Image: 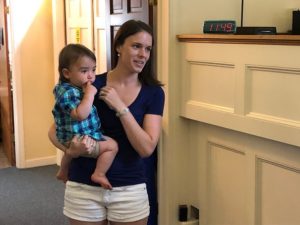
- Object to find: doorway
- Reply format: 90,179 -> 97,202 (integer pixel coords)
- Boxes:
0,0 -> 15,169
64,0 -> 155,72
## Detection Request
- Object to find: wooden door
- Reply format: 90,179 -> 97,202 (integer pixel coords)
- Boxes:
65,0 -> 151,72
0,0 -> 15,166
93,0 -> 108,73
105,0 -> 151,69
64,0 -> 107,74
65,0 -> 93,49
105,2 -> 157,224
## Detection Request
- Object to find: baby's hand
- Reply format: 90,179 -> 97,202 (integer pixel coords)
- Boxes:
83,81 -> 97,96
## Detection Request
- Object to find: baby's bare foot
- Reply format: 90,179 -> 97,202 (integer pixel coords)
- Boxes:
91,173 -> 112,190
56,169 -> 68,183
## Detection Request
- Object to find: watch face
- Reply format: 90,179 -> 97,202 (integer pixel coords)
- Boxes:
203,20 -> 236,33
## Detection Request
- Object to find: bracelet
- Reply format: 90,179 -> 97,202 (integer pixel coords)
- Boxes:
116,107 -> 130,117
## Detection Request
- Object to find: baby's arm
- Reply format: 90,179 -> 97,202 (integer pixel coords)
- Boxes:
71,82 -> 97,121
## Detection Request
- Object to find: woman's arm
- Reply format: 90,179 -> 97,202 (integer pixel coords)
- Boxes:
48,123 -> 95,158
99,87 -> 162,158
48,123 -> 67,152
119,112 -> 162,158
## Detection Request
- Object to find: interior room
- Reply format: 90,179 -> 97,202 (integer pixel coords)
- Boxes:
0,0 -> 299,225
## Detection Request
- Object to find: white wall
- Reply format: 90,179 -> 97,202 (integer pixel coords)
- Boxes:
10,0 -> 56,168
245,0 -> 300,32
172,0 -> 300,34
158,0 -> 300,224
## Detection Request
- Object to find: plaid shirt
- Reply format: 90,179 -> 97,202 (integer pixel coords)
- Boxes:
52,82 -> 102,143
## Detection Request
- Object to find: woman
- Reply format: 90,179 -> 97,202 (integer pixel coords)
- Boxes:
49,19 -> 165,225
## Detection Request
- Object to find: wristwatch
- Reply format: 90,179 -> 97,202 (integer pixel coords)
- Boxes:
116,107 -> 130,117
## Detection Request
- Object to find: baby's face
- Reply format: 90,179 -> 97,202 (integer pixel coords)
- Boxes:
65,56 -> 96,88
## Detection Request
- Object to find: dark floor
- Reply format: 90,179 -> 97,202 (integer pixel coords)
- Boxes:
0,142 -> 11,169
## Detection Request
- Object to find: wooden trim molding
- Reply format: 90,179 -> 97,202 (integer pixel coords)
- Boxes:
176,34 -> 300,46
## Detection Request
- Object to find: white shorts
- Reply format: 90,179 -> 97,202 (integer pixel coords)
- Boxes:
63,181 -> 150,222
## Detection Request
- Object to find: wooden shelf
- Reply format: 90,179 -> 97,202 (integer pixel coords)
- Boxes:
176,34 -> 300,46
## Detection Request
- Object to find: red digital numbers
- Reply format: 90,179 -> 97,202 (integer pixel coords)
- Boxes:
221,23 -> 227,31
204,21 -> 236,33
210,23 -> 233,32
225,23 -> 233,32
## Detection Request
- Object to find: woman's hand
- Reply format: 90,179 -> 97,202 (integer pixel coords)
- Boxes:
99,86 -> 126,112
48,124 -> 97,158
67,135 -> 97,158
99,86 -> 162,158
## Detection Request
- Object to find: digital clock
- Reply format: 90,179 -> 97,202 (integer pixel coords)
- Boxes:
203,20 -> 236,34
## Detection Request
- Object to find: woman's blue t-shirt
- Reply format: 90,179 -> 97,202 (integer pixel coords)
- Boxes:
68,73 -> 165,187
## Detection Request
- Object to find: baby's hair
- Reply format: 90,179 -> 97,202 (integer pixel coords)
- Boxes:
58,44 -> 96,82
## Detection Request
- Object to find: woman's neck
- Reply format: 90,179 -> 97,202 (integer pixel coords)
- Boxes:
108,68 -> 139,87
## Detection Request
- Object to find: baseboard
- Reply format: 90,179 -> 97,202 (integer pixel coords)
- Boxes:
23,155 -> 57,168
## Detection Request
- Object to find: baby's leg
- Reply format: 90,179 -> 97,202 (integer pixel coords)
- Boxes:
91,155 -> 113,189
91,137 -> 118,189
57,153 -> 72,183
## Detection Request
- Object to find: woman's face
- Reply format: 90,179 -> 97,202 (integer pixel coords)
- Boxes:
117,31 -> 152,74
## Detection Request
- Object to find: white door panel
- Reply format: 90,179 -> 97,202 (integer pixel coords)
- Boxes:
93,0 -> 107,73
65,0 -> 107,74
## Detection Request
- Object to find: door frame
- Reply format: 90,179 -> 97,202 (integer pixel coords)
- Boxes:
0,0 -> 15,166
